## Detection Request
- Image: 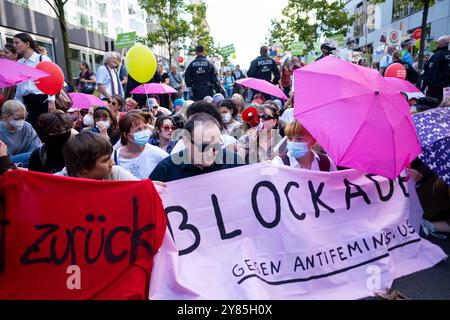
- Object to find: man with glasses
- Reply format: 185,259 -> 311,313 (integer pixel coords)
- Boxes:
150,112 -> 243,182
96,52 -> 124,101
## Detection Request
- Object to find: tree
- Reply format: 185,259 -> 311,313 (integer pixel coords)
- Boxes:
186,2 -> 217,57
45,0 -> 73,88
138,0 -> 190,65
268,0 -> 353,52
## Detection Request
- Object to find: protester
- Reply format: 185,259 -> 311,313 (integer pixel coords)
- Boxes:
222,69 -> 235,98
316,43 -> 335,61
152,64 -> 171,109
2,43 -> 19,61
172,98 -> 185,115
149,115 -> 178,154
422,35 -> 450,102
231,93 -> 245,122
107,94 -> 125,120
212,93 -> 225,104
279,59 -> 292,98
400,40 -> 414,65
168,64 -> 184,101
170,101 -> 237,155
150,112 -> 242,182
217,99 -> 242,136
379,45 -> 396,74
391,50 -> 419,84
123,97 -> 138,112
237,104 -> 282,163
96,52 -> 124,101
28,111 -> 73,173
78,61 -> 96,94
91,106 -> 121,145
232,64 -> 246,95
13,32 -> 55,127
57,131 -> 138,181
113,112 -> 168,179
0,100 -> 41,167
272,119 -> 336,171
0,139 -> 17,175
82,107 -> 95,129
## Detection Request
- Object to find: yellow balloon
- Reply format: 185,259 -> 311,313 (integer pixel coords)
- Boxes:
415,39 -> 421,50
125,44 -> 157,83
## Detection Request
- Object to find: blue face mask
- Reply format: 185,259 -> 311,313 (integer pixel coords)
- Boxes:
132,130 -> 150,146
287,141 -> 309,159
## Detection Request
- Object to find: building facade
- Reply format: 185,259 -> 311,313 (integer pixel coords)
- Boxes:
344,0 -> 450,56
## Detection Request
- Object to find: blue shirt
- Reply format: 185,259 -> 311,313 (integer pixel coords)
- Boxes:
401,50 -> 413,65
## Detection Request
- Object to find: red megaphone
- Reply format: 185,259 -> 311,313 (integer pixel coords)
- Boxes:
241,107 -> 260,127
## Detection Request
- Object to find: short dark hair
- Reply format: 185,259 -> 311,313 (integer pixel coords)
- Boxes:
36,111 -> 73,142
195,45 -> 205,54
80,60 -> 90,70
260,46 -> 269,56
119,112 -> 147,145
63,131 -> 113,177
14,32 -> 38,53
217,99 -> 239,118
93,106 -> 118,134
4,43 -> 17,55
186,101 -> 223,129
184,112 -> 221,135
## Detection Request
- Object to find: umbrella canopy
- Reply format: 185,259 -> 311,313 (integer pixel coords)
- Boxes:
294,56 -> 422,179
235,77 -> 288,100
130,83 -> 177,95
383,77 -> 422,94
0,58 -> 49,88
68,93 -> 107,110
413,107 -> 450,185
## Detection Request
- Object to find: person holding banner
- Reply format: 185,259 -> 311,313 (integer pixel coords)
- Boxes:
150,112 -> 242,182
113,112 -> 168,179
272,119 -> 336,171
56,131 -> 137,181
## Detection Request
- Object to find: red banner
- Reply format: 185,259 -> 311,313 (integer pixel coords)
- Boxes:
0,170 -> 166,299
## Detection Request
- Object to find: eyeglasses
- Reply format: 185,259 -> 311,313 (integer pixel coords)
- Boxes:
109,101 -> 117,106
161,125 -> 177,131
259,114 -> 274,121
152,106 -> 158,109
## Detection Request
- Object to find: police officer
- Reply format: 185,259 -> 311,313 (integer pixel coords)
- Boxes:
423,35 -> 450,102
247,46 -> 280,100
185,45 -> 222,101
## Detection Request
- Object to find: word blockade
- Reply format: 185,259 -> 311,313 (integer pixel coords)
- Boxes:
0,170 -> 166,299
150,164 -> 446,299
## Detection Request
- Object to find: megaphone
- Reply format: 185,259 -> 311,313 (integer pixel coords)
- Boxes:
241,107 -> 261,128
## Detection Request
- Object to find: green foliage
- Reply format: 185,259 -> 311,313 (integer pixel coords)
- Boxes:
268,0 -> 353,52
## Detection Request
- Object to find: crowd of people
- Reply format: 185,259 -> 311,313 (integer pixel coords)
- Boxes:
0,32 -> 449,239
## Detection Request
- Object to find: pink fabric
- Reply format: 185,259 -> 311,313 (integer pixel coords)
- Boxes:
294,56 -> 422,179
130,83 -> 177,95
236,77 -> 288,100
0,58 -> 49,88
68,93 -> 107,110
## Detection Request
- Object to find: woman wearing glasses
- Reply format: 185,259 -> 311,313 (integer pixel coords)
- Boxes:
107,94 -> 125,121
237,104 -> 282,164
149,116 -> 178,154
113,112 -> 169,179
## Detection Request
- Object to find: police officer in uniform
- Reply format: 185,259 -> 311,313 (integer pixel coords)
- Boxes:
247,46 -> 280,100
423,36 -> 450,102
185,45 -> 222,101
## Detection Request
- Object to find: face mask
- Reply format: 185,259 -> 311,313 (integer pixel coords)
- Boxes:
287,141 -> 309,159
132,130 -> 150,146
83,114 -> 94,127
223,112 -> 232,124
10,119 -> 25,131
255,121 -> 263,131
97,120 -> 110,130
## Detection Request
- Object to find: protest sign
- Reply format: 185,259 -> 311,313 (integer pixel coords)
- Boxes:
150,164 -> 446,299
115,31 -> 137,49
0,170 -> 166,299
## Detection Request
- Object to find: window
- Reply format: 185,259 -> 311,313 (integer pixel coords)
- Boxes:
77,13 -> 94,29
354,2 -> 364,37
97,21 -> 108,35
76,0 -> 92,9
128,4 -> 135,15
94,54 -> 104,68
7,0 -> 29,7
35,40 -> 55,62
69,48 -> 81,80
96,2 -> 107,18
112,9 -> 122,24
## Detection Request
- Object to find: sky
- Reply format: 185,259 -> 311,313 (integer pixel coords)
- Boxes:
205,0 -> 288,70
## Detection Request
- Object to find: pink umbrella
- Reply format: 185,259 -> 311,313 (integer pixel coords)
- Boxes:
130,83 -> 177,95
383,77 -> 421,94
294,56 -> 422,179
236,77 -> 288,100
0,58 -> 49,88
68,93 -> 107,110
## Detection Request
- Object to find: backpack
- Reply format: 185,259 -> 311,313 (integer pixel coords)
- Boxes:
280,152 -> 331,172
39,55 -> 73,112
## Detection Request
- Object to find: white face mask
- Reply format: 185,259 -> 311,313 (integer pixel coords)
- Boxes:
97,120 -> 110,130
83,114 -> 94,127
10,119 -> 25,131
223,112 -> 232,124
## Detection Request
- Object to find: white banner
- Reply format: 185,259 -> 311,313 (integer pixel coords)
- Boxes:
150,164 -> 446,299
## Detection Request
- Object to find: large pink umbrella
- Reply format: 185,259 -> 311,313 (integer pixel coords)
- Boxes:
68,92 -> 107,110
0,58 -> 49,88
130,83 -> 177,95
236,77 -> 288,100
294,56 -> 422,179
383,77 -> 421,94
